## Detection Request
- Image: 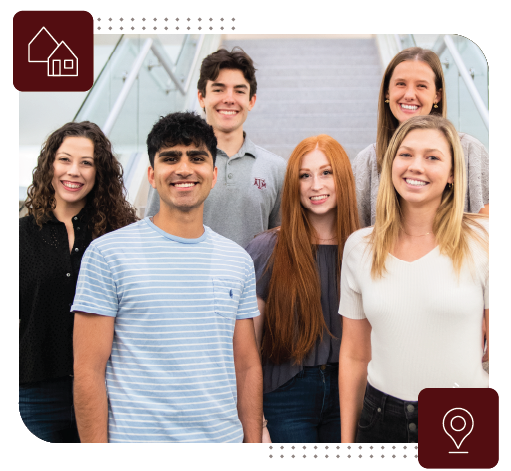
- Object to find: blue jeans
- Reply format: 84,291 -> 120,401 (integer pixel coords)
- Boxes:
356,382 -> 418,443
263,364 -> 340,443
19,376 -> 80,443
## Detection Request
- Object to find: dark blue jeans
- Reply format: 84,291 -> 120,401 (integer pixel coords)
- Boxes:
19,376 -> 80,443
263,364 -> 340,443
356,382 -> 418,443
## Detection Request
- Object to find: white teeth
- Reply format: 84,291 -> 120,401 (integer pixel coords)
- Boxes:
62,182 -> 82,189
401,104 -> 419,110
310,195 -> 328,201
174,183 -> 196,188
406,179 -> 427,186
218,110 -> 237,115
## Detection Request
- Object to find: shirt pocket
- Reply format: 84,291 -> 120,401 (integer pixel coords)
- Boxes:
212,278 -> 243,319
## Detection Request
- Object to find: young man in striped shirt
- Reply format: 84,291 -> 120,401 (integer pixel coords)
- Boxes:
72,112 -> 262,443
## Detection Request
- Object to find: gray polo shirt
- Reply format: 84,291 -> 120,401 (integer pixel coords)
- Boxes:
145,135 -> 287,248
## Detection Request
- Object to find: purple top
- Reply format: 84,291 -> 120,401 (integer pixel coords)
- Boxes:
245,230 -> 342,394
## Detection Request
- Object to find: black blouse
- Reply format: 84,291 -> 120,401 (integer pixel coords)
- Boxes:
245,231 -> 342,394
19,207 -> 93,385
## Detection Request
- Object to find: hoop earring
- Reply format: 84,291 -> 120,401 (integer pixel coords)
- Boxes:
448,182 -> 453,189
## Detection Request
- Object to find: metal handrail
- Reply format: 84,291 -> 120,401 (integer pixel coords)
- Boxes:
183,35 -> 206,93
102,38 -> 154,136
101,35 -> 206,137
396,34 -> 489,131
443,35 -> 489,130
150,41 -> 186,95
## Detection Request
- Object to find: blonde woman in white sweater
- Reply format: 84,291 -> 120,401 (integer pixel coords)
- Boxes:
338,115 -> 488,443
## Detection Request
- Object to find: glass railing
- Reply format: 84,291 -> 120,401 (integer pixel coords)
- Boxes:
74,34 -> 194,156
73,34 -> 221,210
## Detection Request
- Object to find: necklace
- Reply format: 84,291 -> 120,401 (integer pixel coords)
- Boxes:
317,236 -> 337,241
403,229 -> 432,237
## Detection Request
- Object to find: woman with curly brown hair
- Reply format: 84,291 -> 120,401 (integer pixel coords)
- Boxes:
19,121 -> 138,442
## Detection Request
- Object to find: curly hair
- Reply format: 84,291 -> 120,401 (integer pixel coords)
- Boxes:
147,111 -> 217,168
24,121 -> 138,238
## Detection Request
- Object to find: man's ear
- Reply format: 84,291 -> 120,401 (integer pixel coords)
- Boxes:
211,165 -> 218,190
248,93 -> 257,111
148,165 -> 156,189
198,90 -> 205,108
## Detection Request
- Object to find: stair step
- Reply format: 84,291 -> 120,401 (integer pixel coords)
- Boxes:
247,115 -> 377,129
253,101 -> 377,114
221,37 -> 381,162
262,145 -> 366,161
257,75 -> 381,88
245,128 -> 377,146
256,88 -> 380,101
256,65 -> 382,77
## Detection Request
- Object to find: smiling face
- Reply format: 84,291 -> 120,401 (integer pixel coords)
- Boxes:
386,60 -> 442,124
148,143 -> 218,214
197,68 -> 256,135
392,128 -> 454,210
51,136 -> 96,210
299,148 -> 337,216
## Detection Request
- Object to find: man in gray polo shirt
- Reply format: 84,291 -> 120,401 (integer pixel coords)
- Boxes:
146,47 -> 286,248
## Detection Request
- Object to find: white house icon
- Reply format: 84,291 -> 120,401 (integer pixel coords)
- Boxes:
28,27 -> 78,77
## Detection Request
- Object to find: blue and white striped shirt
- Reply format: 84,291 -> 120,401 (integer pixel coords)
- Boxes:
72,218 -> 259,442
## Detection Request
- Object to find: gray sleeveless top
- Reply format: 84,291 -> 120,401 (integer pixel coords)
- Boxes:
245,231 -> 342,394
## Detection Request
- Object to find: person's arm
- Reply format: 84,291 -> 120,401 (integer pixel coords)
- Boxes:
268,163 -> 285,229
73,312 -> 115,443
254,297 -> 265,349
479,204 -> 489,216
351,146 -> 374,228
254,297 -> 271,443
233,317 -> 263,443
339,317 -> 372,443
482,309 -> 489,362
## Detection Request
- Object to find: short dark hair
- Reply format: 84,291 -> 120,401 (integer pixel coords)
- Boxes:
197,47 -> 257,100
147,112 -> 217,167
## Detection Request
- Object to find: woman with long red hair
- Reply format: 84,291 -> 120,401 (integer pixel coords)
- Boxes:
245,134 -> 359,443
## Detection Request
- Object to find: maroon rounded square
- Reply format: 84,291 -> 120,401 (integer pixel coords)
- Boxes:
419,388 -> 508,471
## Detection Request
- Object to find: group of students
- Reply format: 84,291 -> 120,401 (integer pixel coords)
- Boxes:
19,45 -> 489,444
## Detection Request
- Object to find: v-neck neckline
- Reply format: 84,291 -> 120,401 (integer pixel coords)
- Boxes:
388,245 -> 439,264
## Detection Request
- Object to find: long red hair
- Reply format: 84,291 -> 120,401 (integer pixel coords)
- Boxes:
263,135 -> 359,365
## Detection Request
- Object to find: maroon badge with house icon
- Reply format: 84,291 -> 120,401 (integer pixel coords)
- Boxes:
13,11 -> 93,91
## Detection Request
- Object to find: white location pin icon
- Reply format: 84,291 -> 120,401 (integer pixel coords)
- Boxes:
442,408 -> 474,453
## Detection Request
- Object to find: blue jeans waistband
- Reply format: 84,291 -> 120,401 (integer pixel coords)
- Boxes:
364,382 -> 418,418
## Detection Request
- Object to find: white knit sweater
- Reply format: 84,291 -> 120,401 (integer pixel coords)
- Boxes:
339,219 -> 489,401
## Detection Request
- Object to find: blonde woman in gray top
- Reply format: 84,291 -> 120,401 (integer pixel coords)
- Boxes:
353,47 -> 489,227
339,115 -> 489,443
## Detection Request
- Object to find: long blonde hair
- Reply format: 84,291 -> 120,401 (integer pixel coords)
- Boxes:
263,135 -> 359,364
376,47 -> 447,173
370,115 -> 488,278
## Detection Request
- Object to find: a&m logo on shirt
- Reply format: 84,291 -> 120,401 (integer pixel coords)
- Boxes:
254,178 -> 266,190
